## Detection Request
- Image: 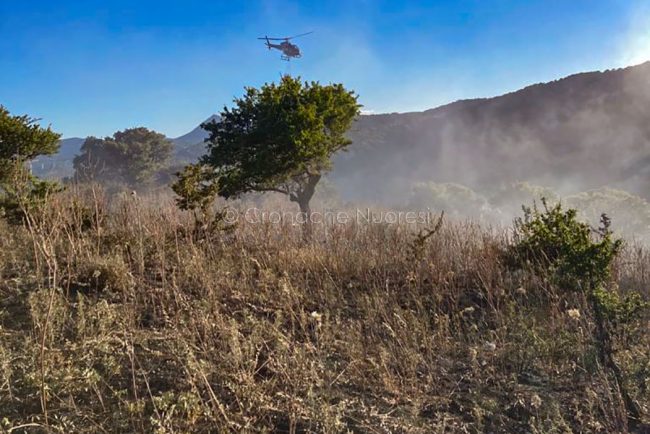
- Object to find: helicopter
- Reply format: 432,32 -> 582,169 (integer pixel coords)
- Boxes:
258,32 -> 313,61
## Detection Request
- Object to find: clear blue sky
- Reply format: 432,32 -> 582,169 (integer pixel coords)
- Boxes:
1,0 -> 648,138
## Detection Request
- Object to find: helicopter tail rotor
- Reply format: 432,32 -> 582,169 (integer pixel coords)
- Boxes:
257,36 -> 272,49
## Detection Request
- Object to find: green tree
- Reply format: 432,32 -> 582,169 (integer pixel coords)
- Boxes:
510,200 -> 648,429
174,76 -> 361,230
73,127 -> 173,189
0,106 -> 61,223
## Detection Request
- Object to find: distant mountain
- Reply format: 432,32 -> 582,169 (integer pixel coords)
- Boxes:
334,61 -> 650,201
172,115 -> 218,162
32,62 -> 650,201
32,137 -> 84,178
173,115 -> 218,147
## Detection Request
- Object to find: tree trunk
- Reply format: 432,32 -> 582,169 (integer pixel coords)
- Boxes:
298,197 -> 312,240
293,173 -> 320,241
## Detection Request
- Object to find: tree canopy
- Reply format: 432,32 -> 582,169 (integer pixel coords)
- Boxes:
0,106 -> 60,181
0,106 -> 61,223
174,76 -> 360,218
73,127 -> 173,188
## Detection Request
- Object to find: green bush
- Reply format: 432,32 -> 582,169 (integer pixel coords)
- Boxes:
510,199 -> 621,292
509,199 -> 648,429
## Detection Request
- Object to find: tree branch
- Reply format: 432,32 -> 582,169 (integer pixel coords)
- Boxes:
245,184 -> 291,196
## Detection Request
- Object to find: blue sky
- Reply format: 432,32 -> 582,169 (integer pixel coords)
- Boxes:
1,0 -> 648,138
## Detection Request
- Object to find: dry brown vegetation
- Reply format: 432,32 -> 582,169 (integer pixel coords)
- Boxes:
0,188 -> 649,433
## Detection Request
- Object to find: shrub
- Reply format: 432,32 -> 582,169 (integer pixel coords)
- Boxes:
510,199 -> 621,291
509,199 -> 648,429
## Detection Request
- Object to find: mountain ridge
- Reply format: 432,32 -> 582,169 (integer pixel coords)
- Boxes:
34,61 -> 650,201
332,61 -> 650,201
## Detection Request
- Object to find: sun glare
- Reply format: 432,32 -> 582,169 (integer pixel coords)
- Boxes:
621,12 -> 650,65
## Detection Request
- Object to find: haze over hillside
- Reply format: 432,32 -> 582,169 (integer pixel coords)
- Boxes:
35,62 -> 650,202
335,61 -> 650,203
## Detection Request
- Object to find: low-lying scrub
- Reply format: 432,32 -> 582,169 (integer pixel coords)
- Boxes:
0,190 -> 648,433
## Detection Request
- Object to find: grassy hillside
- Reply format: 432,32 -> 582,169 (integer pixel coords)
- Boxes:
0,189 -> 648,433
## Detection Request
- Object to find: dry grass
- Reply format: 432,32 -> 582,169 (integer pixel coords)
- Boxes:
0,188 -> 648,433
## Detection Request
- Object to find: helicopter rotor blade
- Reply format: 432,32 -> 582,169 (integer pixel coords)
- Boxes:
257,32 -> 313,41
285,31 -> 314,40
